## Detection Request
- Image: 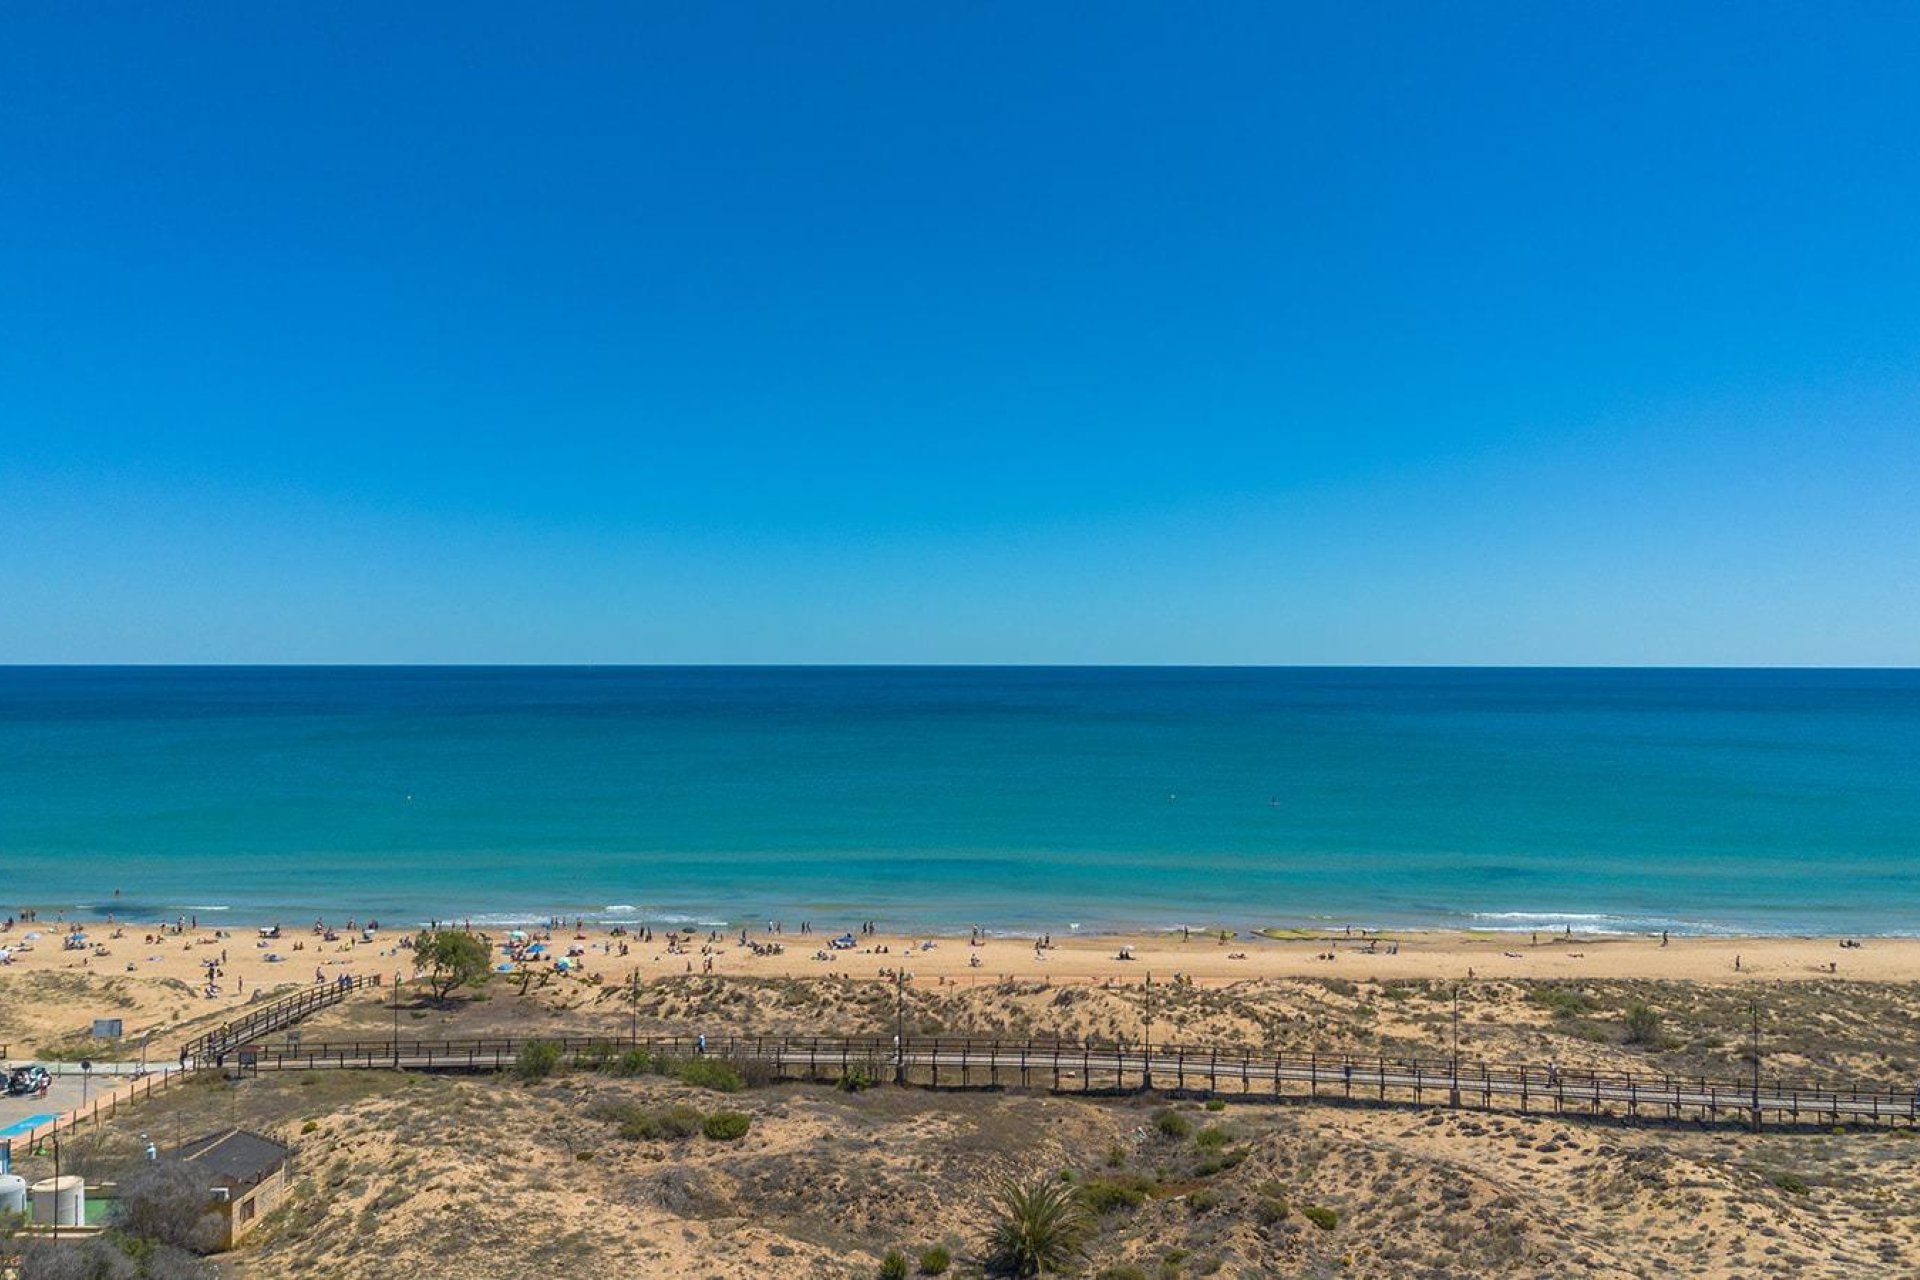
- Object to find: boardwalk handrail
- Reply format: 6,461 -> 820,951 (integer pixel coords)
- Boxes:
224,1031 -> 1919,1125
8,1028 -> 1915,1172
181,975 -> 372,1063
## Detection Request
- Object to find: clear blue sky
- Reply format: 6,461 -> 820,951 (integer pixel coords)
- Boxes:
4,3 -> 1916,664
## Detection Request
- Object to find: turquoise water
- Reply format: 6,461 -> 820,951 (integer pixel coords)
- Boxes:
1,667 -> 1915,935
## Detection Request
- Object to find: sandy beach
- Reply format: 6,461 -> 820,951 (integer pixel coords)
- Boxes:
5,916 -> 1917,1058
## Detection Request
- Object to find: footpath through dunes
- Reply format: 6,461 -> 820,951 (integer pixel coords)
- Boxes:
9,1040 -> 1920,1278
8,970 -> 1920,1276
172,970 -> 1920,1132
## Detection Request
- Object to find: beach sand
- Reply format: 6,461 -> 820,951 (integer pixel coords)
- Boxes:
4,917 -> 1915,1058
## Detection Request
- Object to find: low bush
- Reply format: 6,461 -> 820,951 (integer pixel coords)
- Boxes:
1623,1002 -> 1662,1045
512,1040 -> 562,1082
1300,1204 -> 1339,1231
604,1048 -> 654,1077
1768,1171 -> 1810,1196
838,1065 -> 878,1092
1153,1109 -> 1192,1140
1203,1098 -> 1226,1112
672,1057 -> 744,1092
702,1110 -> 752,1141
1193,1148 -> 1247,1177
1529,985 -> 1600,1019
1193,1125 -> 1229,1151
879,1249 -> 910,1280
1187,1187 -> 1221,1214
1078,1176 -> 1151,1214
1254,1195 -> 1289,1226
615,1104 -> 704,1141
917,1245 -> 952,1275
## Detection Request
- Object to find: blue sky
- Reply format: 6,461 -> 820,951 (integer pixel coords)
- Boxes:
3,3 -> 1916,663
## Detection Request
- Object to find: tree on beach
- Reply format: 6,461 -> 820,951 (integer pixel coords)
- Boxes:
416,929 -> 492,1003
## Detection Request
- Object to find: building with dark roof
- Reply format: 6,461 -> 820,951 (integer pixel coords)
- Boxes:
175,1128 -> 292,1248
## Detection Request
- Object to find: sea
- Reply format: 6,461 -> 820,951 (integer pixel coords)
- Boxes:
1,667 -> 1915,936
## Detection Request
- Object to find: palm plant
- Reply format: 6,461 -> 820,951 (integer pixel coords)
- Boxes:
982,1175 -> 1092,1277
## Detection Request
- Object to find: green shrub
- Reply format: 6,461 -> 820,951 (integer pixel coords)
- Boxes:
1078,1176 -> 1150,1214
1529,985 -> 1600,1019
838,1065 -> 878,1092
1187,1188 -> 1221,1214
1193,1148 -> 1246,1177
1768,1171 -> 1810,1196
571,1043 -> 614,1071
702,1110 -> 752,1141
605,1048 -> 654,1077
1095,1268 -> 1148,1280
615,1103 -> 704,1140
1254,1195 -> 1289,1226
672,1057 -> 744,1092
1193,1125 -> 1229,1151
917,1245 -> 952,1275
1300,1204 -> 1338,1231
879,1249 -> 910,1280
1104,1143 -> 1128,1168
1623,1002 -> 1661,1045
1153,1109 -> 1192,1140
513,1040 -> 562,1081
1203,1098 -> 1226,1112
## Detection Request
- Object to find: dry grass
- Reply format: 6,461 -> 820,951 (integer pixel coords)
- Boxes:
8,975 -> 1920,1278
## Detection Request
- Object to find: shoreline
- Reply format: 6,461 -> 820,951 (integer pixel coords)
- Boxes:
15,899 -> 1919,941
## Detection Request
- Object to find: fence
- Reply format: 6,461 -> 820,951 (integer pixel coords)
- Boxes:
180,975 -> 370,1064
1,1068 -> 188,1170
227,1032 -> 1920,1130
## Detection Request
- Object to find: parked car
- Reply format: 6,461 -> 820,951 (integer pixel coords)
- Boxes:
5,1065 -> 52,1097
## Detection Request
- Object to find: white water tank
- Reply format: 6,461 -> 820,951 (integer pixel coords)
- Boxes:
0,1173 -> 27,1214
30,1175 -> 85,1226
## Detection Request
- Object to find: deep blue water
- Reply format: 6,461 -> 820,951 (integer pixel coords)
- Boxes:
1,667 -> 1915,934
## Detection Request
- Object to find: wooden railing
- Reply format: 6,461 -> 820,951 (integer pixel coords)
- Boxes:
227,1032 -> 1920,1130
181,975 -> 371,1063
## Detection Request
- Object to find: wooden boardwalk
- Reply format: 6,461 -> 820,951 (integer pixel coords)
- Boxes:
230,1032 -> 1920,1131
181,974 -> 372,1064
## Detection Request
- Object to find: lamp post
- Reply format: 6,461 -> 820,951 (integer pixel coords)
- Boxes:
629,968 -> 641,1048
1450,984 -> 1461,1106
1142,973 -> 1153,1091
894,969 -> 907,1085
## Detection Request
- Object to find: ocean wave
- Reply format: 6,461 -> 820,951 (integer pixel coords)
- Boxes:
1466,910 -> 1743,936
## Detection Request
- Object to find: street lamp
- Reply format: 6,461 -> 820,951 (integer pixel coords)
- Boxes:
1140,973 -> 1154,1091
1450,984 -> 1461,1106
894,969 -> 907,1084
629,968 -> 641,1047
